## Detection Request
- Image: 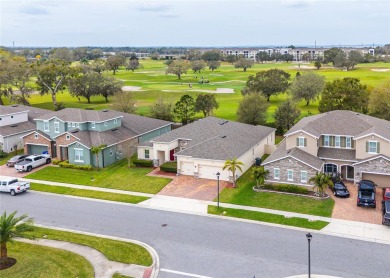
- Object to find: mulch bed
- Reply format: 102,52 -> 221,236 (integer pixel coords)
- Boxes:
0,257 -> 17,270
253,186 -> 330,200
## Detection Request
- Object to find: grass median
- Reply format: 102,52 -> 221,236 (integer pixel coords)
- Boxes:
31,182 -> 149,204
208,206 -> 329,230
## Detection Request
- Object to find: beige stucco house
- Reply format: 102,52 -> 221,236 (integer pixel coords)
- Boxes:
138,117 -> 276,181
263,110 -> 390,188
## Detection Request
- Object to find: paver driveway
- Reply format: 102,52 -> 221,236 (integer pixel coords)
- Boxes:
329,181 -> 383,224
149,168 -> 230,201
0,163 -> 49,177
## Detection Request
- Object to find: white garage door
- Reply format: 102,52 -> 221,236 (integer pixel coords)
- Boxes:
198,165 -> 230,181
362,173 -> 390,188
180,161 -> 194,176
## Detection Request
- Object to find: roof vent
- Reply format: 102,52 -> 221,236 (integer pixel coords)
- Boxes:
287,150 -> 291,154
112,128 -> 118,131
219,120 -> 229,125
102,109 -> 109,112
71,130 -> 79,134
10,124 -> 17,127
221,135 -> 227,138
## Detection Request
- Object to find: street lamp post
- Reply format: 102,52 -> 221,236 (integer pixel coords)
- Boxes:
216,172 -> 220,208
306,233 -> 312,278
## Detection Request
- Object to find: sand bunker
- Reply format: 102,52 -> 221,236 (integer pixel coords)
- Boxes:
371,68 -> 390,72
122,86 -> 143,91
292,65 -> 316,69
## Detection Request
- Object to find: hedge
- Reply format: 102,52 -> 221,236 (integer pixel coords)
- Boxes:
262,184 -> 309,195
133,159 -> 153,167
160,162 -> 177,173
52,159 -> 61,165
58,161 -> 93,171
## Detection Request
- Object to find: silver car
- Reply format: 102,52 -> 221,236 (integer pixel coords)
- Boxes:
6,155 -> 28,167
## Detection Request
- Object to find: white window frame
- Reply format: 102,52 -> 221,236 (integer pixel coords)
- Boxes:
91,123 -> 95,129
54,122 -> 60,133
67,122 -> 71,128
324,135 -> 330,147
66,135 -> 70,141
287,169 -> 293,181
298,137 -> 305,147
104,122 -> 108,127
368,141 -> 378,154
110,148 -> 113,156
34,133 -> 39,139
72,122 -> 75,127
346,137 -> 352,148
301,171 -> 307,183
76,123 -> 80,128
145,149 -> 150,159
274,168 -> 280,180
114,119 -> 117,124
43,121 -> 49,132
335,136 -> 341,147
74,148 -> 84,162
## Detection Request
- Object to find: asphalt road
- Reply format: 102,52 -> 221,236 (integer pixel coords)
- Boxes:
1,192 -> 389,278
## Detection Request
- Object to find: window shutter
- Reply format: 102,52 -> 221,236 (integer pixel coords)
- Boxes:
352,139 -> 355,148
341,137 -> 346,148
296,138 -> 299,146
366,141 -> 369,152
322,136 -> 325,146
377,142 -> 380,153
330,136 -> 335,147
304,138 -> 307,147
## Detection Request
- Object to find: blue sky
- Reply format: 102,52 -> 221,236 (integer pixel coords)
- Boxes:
0,0 -> 389,47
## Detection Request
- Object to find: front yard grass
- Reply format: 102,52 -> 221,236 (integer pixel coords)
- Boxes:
31,183 -> 149,204
25,159 -> 171,194
1,241 -> 94,278
208,206 -> 329,230
218,167 -> 335,217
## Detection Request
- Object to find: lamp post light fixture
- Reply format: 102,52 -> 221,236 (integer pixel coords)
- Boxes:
216,172 -> 220,208
306,233 -> 312,278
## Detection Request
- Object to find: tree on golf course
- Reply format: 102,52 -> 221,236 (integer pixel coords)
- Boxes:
234,57 -> 254,72
166,60 -> 191,80
290,72 -> 325,105
195,94 -> 219,117
237,93 -> 269,125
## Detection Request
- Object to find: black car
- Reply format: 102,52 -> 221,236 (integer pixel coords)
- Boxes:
6,155 -> 28,167
331,181 -> 350,197
382,201 -> 390,226
357,180 -> 376,208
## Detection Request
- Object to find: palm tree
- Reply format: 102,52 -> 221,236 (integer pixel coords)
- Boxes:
252,167 -> 269,189
0,211 -> 34,267
91,144 -> 106,169
309,172 -> 333,197
223,157 -> 244,188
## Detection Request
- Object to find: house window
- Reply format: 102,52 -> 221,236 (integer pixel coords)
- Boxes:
110,148 -> 113,156
346,137 -> 352,148
67,122 -> 71,128
91,123 -> 95,129
34,133 -> 38,139
43,121 -> 49,132
324,135 -> 330,147
114,119 -> 117,124
72,123 -> 75,127
298,137 -> 306,147
301,171 -> 307,183
66,135 -> 70,140
145,149 -> 150,159
335,136 -> 341,147
274,168 -> 280,179
74,149 -> 84,162
104,122 -> 108,127
54,122 -> 59,133
76,123 -> 79,128
368,141 -> 378,153
287,170 -> 293,181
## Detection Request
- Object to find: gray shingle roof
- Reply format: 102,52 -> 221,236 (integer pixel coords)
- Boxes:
263,140 -> 324,170
34,108 -> 122,122
285,110 -> 390,140
0,121 -> 36,137
318,147 -> 357,162
143,117 -> 275,161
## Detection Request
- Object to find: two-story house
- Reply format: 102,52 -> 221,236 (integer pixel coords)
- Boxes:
138,117 -> 276,181
0,105 -> 49,153
263,110 -> 390,188
21,108 -> 172,167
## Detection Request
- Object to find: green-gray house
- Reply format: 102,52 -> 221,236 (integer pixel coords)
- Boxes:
22,108 -> 172,167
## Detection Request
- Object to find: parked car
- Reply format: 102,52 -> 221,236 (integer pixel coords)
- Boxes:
382,201 -> 390,226
330,181 -> 350,198
6,154 -> 28,167
0,178 -> 30,196
357,180 -> 376,208
383,188 -> 390,201
14,154 -> 51,172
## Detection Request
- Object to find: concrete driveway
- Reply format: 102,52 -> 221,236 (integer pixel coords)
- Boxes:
329,182 -> 383,224
0,163 -> 50,178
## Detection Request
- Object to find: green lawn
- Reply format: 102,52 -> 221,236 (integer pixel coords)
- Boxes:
29,226 -> 153,266
208,206 -> 329,230
25,159 -> 171,194
218,167 -> 335,217
1,241 -> 94,278
31,182 -> 149,203
3,60 -> 389,123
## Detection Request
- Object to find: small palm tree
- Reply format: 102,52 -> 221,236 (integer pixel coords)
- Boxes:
0,211 -> 34,267
223,157 -> 244,188
91,144 -> 106,169
252,167 -> 269,189
309,172 -> 333,197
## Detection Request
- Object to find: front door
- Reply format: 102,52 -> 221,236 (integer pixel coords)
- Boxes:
346,165 -> 354,180
170,149 -> 175,161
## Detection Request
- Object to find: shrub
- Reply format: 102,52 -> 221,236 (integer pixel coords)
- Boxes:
133,159 -> 153,167
262,184 -> 309,195
160,162 -> 177,173
59,161 -> 93,171
52,159 -> 61,165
